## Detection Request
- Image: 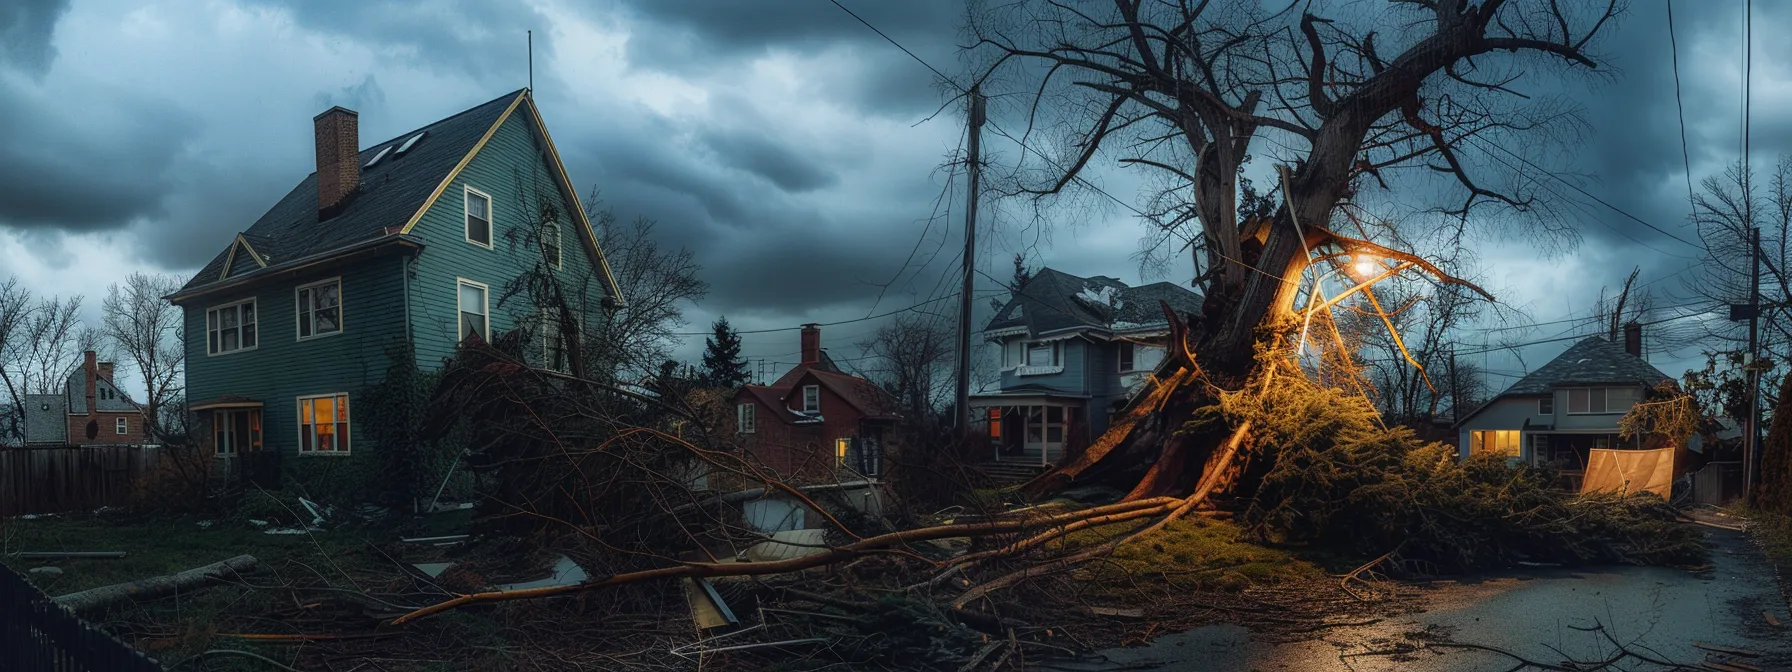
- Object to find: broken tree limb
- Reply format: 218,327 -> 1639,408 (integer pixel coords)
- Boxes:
55,554 -> 258,614
389,497 -> 1183,625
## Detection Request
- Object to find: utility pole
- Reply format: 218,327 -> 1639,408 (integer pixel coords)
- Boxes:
955,86 -> 986,432
1448,349 -> 1461,426
1746,226 -> 1763,499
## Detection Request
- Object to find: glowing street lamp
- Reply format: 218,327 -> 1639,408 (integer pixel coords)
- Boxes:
1353,255 -> 1380,277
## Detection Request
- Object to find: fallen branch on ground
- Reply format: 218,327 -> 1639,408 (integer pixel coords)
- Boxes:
56,554 -> 258,614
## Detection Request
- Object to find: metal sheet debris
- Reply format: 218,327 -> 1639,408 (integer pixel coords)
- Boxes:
743,529 -> 829,562
493,554 -> 588,591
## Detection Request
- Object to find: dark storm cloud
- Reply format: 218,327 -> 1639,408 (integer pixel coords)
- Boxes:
0,89 -> 197,233
313,75 -> 388,114
620,0 -> 962,117
238,0 -> 539,80
700,127 -> 836,192
0,0 -> 69,76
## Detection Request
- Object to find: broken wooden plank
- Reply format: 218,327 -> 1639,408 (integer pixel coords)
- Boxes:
1693,642 -> 1762,657
15,551 -> 125,559
55,555 -> 257,614
400,534 -> 469,544
1085,606 -> 1144,619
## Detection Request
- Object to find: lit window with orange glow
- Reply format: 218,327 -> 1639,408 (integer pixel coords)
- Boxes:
987,408 -> 1002,438
835,438 -> 852,466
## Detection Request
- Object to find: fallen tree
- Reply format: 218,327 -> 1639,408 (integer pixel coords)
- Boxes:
57,554 -> 259,614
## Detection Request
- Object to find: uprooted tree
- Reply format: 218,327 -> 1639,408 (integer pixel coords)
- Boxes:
965,0 -> 1618,500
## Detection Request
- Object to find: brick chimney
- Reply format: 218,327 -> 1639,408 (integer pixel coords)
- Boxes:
83,350 -> 97,414
1623,321 -> 1642,357
800,324 -> 821,366
314,106 -> 360,219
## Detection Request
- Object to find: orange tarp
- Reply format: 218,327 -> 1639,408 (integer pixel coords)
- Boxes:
1580,447 -> 1674,500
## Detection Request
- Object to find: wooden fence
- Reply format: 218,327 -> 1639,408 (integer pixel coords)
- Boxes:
0,563 -> 164,671
0,446 -> 161,517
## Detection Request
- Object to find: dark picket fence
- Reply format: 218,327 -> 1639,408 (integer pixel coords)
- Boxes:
0,564 -> 163,671
0,445 -> 160,517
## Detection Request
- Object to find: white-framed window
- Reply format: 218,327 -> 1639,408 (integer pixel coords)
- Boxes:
1002,339 -> 1024,369
206,299 -> 258,355
456,279 -> 489,342
802,385 -> 820,414
464,186 -> 493,248
298,393 -> 350,454
1118,342 -> 1136,372
114,417 -> 127,435
295,278 -> 343,340
737,403 -> 756,434
213,409 -> 262,457
1538,396 -> 1554,415
541,307 -> 571,372
1469,429 -> 1520,457
1025,342 -> 1062,368
542,221 -> 562,268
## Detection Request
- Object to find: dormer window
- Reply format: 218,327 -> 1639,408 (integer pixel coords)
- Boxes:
802,385 -> 820,414
1027,343 -> 1058,368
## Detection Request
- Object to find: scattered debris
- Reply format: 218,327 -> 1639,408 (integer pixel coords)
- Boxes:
56,554 -> 259,614
248,519 -> 269,527
427,501 -> 475,514
493,554 -> 587,591
1693,642 -> 1762,657
28,567 -> 63,578
1085,606 -> 1144,619
297,497 -> 330,527
400,534 -> 469,544
1764,611 -> 1782,627
742,529 -> 829,562
683,577 -> 738,629
196,520 -> 215,529
412,563 -> 455,579
262,527 -> 311,535
15,551 -> 126,560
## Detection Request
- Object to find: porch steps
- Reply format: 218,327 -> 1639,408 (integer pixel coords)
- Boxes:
978,461 -> 1050,485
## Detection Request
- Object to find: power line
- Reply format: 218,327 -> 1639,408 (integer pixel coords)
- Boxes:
1667,0 -> 1696,211
671,290 -> 1003,336
1449,306 -> 1720,357
825,0 -> 953,84
1467,135 -> 1701,250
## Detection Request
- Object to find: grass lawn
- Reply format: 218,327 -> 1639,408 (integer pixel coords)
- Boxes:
1056,515 -> 1324,592
1,510 -> 400,595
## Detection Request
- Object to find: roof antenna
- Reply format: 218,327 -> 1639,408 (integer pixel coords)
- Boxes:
527,30 -> 533,91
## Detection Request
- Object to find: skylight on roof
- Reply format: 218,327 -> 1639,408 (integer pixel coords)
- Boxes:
364,146 -> 393,168
396,132 -> 427,155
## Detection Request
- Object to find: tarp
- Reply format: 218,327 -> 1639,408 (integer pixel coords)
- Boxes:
1580,447 -> 1674,500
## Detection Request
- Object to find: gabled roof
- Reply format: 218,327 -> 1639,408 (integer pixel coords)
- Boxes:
985,267 -> 1202,339
1455,336 -> 1675,427
23,394 -> 66,444
769,350 -> 842,389
1500,337 -> 1673,395
786,369 -> 900,421
174,90 -> 622,306
65,369 -> 140,414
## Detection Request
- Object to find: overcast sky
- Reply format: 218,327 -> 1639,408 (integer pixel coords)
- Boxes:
0,0 -> 1778,396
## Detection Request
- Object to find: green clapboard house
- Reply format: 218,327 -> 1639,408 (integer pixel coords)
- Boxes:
169,89 -> 621,473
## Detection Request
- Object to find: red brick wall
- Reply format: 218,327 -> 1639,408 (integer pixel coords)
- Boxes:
67,411 -> 149,445
314,107 -> 360,214
734,384 -> 864,485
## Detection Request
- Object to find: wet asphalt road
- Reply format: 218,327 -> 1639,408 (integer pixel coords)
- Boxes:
1070,527 -> 1792,671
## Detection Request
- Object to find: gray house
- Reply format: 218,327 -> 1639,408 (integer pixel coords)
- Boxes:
23,351 -> 150,446
970,268 -> 1202,465
1453,328 -> 1674,472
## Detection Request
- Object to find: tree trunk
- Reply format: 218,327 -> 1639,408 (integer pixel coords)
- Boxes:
55,555 -> 258,614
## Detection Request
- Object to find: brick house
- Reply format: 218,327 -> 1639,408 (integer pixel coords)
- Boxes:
732,325 -> 899,484
23,351 -> 152,446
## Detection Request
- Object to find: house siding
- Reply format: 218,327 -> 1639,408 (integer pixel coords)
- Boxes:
182,259 -> 409,457
1552,385 -> 1643,431
406,107 -> 605,369
998,337 -> 1091,393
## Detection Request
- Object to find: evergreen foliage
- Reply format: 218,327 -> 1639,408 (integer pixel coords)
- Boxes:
1210,357 -> 1706,570
700,317 -> 749,388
